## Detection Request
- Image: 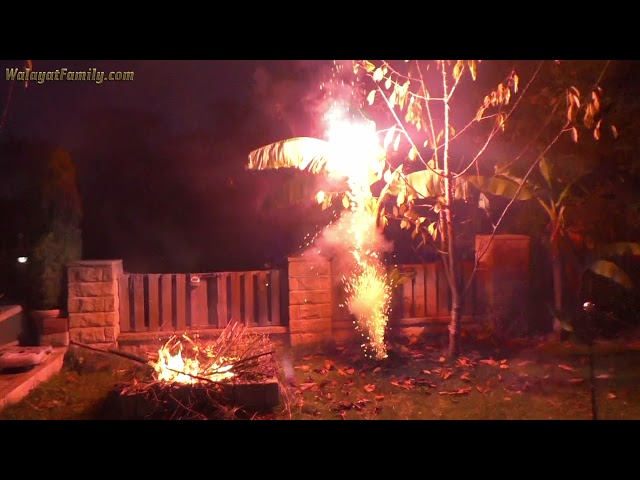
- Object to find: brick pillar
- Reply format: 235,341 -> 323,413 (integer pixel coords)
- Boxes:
288,252 -> 333,346
67,260 -> 123,349
476,235 -> 531,337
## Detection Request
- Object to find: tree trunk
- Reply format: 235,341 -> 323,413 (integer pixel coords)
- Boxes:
551,241 -> 563,337
448,283 -> 463,358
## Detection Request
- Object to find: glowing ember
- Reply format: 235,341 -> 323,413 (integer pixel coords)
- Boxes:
150,335 -> 236,385
325,107 -> 391,359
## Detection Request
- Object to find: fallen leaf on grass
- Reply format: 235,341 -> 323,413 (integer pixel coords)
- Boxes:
443,371 -> 452,380
438,387 -> 472,396
480,358 -> 499,367
295,365 -> 311,372
457,357 -> 470,367
345,368 -> 355,375
517,360 -> 533,367
500,359 -> 508,364
422,369 -> 431,375
364,384 -> 376,393
460,373 -> 471,381
439,356 -> 446,363
500,364 -> 509,370
299,382 -> 317,392
337,369 -> 347,376
498,374 -> 503,382
596,373 -> 611,379
415,379 -> 437,388
373,367 -> 382,374
568,378 -> 585,384
476,385 -> 488,394
607,393 -> 617,399
558,364 -> 576,372
391,379 -> 416,390
333,401 -> 354,411
375,395 -> 385,401
504,397 -> 512,401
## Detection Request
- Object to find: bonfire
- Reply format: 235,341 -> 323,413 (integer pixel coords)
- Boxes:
97,321 -> 280,420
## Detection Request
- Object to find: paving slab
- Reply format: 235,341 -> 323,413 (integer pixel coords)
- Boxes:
0,347 -> 67,411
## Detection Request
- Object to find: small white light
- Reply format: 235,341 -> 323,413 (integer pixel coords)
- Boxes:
17,256 -> 28,264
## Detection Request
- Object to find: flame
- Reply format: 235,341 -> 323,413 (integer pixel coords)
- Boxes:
149,335 -> 236,384
325,107 -> 391,359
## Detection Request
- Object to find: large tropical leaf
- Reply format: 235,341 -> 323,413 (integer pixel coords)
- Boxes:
465,175 -> 534,201
379,167 -> 477,207
595,242 -> 640,259
587,259 -> 633,289
248,137 -> 334,174
247,137 -> 387,185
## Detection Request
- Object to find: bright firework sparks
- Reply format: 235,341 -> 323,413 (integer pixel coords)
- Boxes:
324,107 -> 392,359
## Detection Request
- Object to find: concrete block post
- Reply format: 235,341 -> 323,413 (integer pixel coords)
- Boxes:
288,253 -> 333,346
67,260 -> 123,349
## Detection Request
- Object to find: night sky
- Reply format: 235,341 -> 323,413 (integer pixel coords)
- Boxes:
2,59 -> 640,276
1,59 -> 338,273
2,60 -> 268,147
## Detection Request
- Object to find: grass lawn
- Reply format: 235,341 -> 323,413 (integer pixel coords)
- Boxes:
2,334 -> 640,420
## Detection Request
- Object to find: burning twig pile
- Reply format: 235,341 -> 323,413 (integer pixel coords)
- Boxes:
103,321 -> 280,419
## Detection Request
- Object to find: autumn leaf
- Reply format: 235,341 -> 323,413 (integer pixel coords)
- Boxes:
439,387 -> 472,396
443,371 -> 452,380
367,90 -> 376,105
337,368 -> 347,376
346,368 -> 355,375
500,364 -> 509,370
364,384 -> 376,393
596,373 -> 611,379
373,367 -> 382,374
422,369 -> 431,375
479,358 -> 499,367
373,67 -> 384,82
391,379 -> 415,390
460,373 -> 471,381
439,356 -> 446,363
607,392 -> 617,399
294,365 -> 311,372
611,125 -> 618,139
375,395 -> 385,402
517,360 -> 533,367
476,385 -> 487,394
299,382 -> 317,392
570,127 -> 578,143
558,364 -> 576,372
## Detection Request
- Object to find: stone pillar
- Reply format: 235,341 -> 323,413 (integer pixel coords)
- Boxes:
476,235 -> 531,337
67,260 -> 123,349
288,252 -> 333,346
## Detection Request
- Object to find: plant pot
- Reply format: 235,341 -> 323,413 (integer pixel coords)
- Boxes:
30,309 -> 68,341
30,309 -> 61,321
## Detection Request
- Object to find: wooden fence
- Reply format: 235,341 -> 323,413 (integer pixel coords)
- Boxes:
119,270 -> 285,333
332,260 -> 487,326
390,261 -> 485,322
